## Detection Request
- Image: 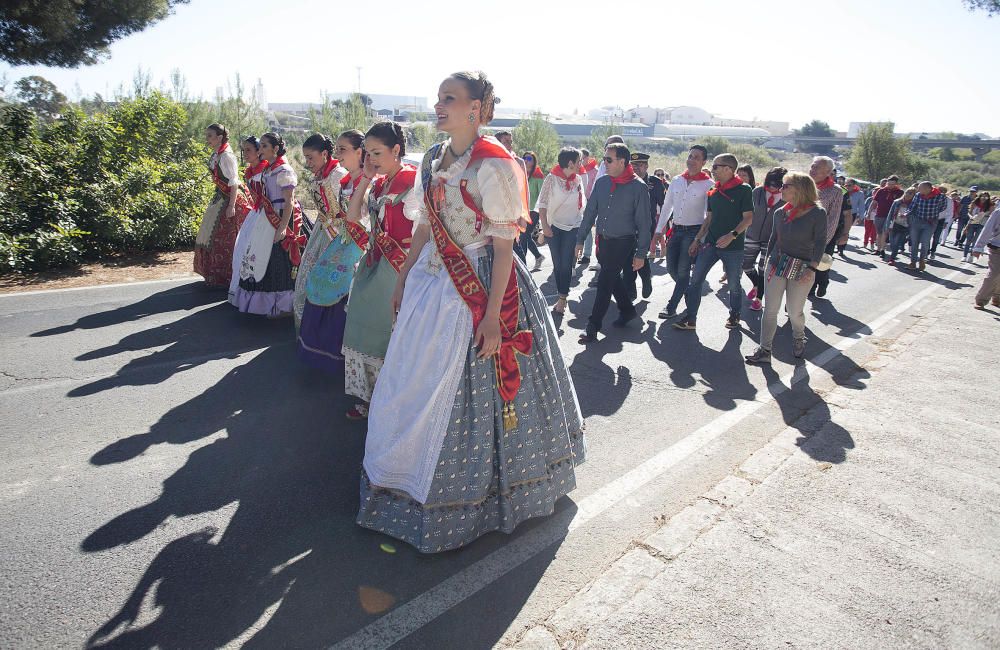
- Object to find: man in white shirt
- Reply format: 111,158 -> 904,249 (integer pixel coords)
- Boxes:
654,144 -> 714,319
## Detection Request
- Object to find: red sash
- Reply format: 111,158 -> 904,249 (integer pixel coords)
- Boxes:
211,148 -> 234,197
368,170 -> 413,273
422,137 -> 533,430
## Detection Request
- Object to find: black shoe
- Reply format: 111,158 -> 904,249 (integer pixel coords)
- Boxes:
612,311 -> 638,327
816,285 -> 827,298
641,277 -> 653,299
725,314 -> 740,329
745,348 -> 771,365
579,329 -> 598,343
577,256 -> 590,266
658,306 -> 677,319
672,318 -> 696,331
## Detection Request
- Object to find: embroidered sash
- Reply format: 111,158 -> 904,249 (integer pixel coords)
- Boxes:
420,140 -> 533,430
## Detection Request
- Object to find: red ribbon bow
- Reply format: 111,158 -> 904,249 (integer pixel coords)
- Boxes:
281,227 -> 307,267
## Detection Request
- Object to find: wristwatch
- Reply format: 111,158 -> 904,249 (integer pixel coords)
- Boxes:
731,229 -> 740,237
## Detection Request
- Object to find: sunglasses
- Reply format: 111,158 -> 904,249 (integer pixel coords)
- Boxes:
603,156 -> 615,163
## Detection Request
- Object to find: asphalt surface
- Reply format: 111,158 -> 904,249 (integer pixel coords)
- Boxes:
0,227 -> 983,649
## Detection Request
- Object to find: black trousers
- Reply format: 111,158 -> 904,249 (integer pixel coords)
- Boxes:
588,235 -> 637,334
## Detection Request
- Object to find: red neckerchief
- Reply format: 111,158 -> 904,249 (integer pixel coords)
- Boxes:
582,158 -> 598,172
766,187 -> 782,208
550,165 -> 579,191
315,157 -> 340,181
784,204 -> 805,223
927,188 -> 942,199
243,159 -> 269,183
849,185 -> 862,193
681,170 -> 711,183
216,142 -> 230,155
529,166 -> 544,179
816,176 -> 835,190
707,176 -> 743,198
609,164 -> 639,193
270,155 -> 288,170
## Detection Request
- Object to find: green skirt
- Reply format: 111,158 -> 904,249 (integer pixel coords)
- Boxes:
342,254 -> 398,401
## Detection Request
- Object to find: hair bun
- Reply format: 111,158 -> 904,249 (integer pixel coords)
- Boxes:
494,96 -> 502,105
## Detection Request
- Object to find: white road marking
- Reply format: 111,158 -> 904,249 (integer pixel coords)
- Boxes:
331,267 -> 966,650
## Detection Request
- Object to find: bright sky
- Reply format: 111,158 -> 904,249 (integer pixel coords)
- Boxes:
2,0 -> 998,135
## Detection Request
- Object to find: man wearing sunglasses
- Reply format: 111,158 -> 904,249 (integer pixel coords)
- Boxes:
575,143 -> 651,343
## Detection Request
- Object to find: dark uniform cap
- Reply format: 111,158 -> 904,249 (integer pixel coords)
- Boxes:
630,152 -> 650,163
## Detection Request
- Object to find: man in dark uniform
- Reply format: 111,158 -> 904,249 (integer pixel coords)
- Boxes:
628,152 -> 665,299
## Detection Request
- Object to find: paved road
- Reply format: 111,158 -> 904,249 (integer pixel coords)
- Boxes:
0,227 -> 982,648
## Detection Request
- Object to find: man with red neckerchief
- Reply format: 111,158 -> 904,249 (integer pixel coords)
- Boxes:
654,144 -> 714,319
673,153 -> 754,332
575,142 -> 651,342
808,155 -> 850,298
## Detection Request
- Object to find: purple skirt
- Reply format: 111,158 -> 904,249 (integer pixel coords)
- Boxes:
297,298 -> 348,375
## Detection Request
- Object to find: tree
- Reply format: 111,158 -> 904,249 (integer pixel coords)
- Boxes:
215,74 -> 267,163
964,0 -> 1000,15
845,122 -> 911,183
0,1 -> 189,67
513,112 -> 560,168
585,118 -> 624,158
13,75 -> 66,120
702,136 -> 731,158
796,119 -> 835,154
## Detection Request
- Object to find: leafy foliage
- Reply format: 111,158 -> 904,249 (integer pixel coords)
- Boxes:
1,1 -> 188,67
513,112 -> 560,169
964,0 -> 1000,14
0,93 -> 211,272
795,119 -> 835,154
845,122 -> 926,184
13,76 -> 66,121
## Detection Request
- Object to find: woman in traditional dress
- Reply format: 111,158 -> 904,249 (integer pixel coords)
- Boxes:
358,71 -> 585,553
294,132 -> 370,374
195,123 -> 250,287
231,132 -> 305,317
228,136 -> 269,304
341,122 -> 416,419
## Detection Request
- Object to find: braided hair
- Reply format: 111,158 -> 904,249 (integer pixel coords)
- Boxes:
207,123 -> 229,143
260,132 -> 287,157
303,133 -> 335,161
448,70 -> 500,125
366,121 -> 406,158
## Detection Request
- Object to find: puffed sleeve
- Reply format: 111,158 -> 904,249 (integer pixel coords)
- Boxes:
220,151 -> 239,186
403,162 -> 427,225
479,158 -> 527,240
277,166 -> 297,190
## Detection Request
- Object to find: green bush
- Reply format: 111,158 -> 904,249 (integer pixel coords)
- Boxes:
0,93 -> 212,273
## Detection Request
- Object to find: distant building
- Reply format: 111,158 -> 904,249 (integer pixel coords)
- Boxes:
623,105 -> 789,136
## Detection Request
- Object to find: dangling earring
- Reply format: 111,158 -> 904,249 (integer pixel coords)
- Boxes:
468,113 -> 475,124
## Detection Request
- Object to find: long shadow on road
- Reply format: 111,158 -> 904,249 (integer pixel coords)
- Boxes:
81,339 -> 569,648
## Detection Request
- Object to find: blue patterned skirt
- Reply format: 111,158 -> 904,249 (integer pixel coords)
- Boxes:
358,242 -> 585,553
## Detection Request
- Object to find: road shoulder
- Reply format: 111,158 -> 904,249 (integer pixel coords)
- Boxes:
510,283 -> 1000,649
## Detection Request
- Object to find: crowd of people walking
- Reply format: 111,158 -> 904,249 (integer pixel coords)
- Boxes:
191,70 -> 1000,553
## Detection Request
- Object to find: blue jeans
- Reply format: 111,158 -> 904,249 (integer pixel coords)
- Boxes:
683,243 -> 744,320
548,226 -> 578,296
909,219 -> 934,263
889,228 -> 908,261
964,224 -> 984,258
582,228 -> 594,257
665,225 -> 700,311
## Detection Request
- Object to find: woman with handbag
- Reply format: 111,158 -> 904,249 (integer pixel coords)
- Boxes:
745,172 -> 828,364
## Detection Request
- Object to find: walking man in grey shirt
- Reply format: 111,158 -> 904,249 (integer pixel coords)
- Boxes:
575,143 -> 652,343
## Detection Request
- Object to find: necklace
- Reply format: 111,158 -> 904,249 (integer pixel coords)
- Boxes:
447,139 -> 474,159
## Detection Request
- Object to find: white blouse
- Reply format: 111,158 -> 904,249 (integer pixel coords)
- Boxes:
536,172 -> 585,231
213,149 -> 239,187
404,142 -> 526,247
